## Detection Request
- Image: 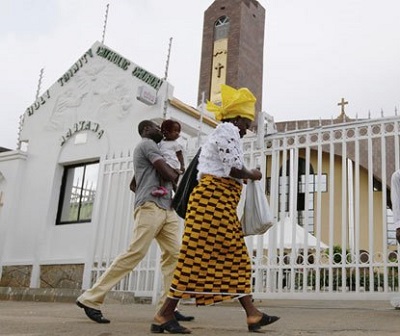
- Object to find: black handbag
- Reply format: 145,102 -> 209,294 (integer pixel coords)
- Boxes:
171,148 -> 201,218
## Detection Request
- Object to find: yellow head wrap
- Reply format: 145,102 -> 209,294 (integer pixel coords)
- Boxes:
206,84 -> 256,121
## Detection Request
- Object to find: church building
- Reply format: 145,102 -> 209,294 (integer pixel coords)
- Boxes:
0,40 -> 216,290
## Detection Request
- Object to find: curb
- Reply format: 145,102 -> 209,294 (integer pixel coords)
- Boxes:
0,287 -> 148,304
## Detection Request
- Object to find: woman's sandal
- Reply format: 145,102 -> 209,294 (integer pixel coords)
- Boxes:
150,319 -> 192,334
248,313 -> 280,332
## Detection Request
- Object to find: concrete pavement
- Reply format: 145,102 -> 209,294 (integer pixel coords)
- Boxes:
1,299 -> 400,335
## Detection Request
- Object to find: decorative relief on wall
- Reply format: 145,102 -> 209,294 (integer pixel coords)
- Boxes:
24,43 -> 158,147
96,80 -> 133,121
46,62 -> 133,133
47,88 -> 88,130
27,44 -> 150,126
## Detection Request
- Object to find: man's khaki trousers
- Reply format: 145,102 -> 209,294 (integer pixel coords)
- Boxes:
77,202 -> 181,311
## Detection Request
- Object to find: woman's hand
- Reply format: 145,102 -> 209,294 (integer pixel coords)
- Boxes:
249,169 -> 262,181
230,167 -> 262,181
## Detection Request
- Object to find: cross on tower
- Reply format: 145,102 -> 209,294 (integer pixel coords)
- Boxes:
214,63 -> 224,78
337,98 -> 348,114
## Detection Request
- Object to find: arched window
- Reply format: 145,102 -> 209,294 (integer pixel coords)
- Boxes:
214,16 -> 230,40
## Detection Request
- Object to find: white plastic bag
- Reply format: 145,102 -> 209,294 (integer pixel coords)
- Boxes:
240,180 -> 273,236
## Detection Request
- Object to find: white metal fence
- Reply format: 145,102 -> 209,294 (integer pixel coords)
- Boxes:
245,116 -> 400,300
83,150 -> 162,302
87,116 -> 400,301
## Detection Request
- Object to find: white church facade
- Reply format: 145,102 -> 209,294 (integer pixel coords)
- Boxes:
0,41 -> 217,293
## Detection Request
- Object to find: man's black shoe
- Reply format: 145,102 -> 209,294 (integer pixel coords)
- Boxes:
76,300 -> 110,323
174,310 -> 195,322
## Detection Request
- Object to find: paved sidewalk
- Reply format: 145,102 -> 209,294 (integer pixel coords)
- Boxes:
0,299 -> 399,335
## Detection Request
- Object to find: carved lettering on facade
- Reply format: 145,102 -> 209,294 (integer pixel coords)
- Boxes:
60,121 -> 104,146
58,48 -> 94,87
131,66 -> 163,90
96,46 -> 130,70
25,90 -> 51,116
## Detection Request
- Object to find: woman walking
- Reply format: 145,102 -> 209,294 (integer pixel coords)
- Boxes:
152,84 -> 280,334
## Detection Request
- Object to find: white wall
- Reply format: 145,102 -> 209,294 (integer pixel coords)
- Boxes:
0,151 -> 27,265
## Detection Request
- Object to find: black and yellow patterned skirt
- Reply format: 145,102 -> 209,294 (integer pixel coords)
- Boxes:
168,174 -> 252,305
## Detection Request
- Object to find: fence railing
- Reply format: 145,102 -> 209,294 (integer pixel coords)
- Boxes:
86,116 -> 400,301
244,116 -> 400,299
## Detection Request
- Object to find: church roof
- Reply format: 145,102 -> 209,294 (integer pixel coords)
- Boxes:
275,112 -> 356,133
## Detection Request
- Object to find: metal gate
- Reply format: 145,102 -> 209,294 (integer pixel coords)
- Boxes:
85,116 -> 400,301
245,116 -> 400,300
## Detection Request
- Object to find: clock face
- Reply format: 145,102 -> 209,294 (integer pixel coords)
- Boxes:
210,38 -> 228,104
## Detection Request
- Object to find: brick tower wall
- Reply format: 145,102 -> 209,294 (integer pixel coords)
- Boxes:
198,0 -> 265,117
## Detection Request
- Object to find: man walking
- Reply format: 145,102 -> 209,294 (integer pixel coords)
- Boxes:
76,120 -> 193,323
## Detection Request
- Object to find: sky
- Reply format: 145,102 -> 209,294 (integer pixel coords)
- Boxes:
1,0 -> 400,149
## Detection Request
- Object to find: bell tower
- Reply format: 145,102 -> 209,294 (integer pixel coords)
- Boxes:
198,0 -> 265,116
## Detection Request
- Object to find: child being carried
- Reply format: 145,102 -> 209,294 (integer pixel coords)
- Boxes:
151,119 -> 185,197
